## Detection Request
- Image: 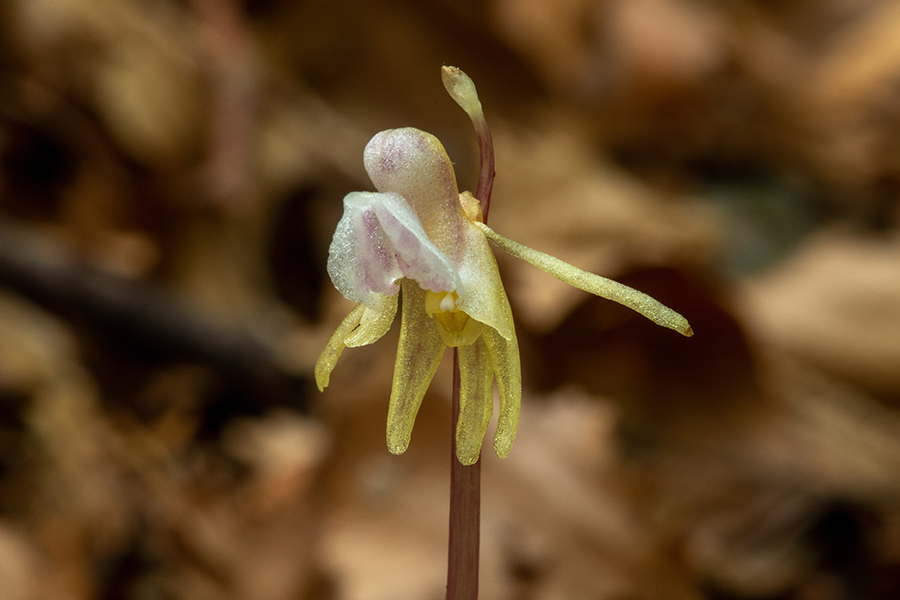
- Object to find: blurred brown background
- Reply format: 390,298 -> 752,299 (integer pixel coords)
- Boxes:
1,0 -> 900,599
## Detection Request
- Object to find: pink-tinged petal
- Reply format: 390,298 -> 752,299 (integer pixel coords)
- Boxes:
344,293 -> 398,348
456,337 -> 494,465
314,303 -> 366,391
454,220 -> 515,341
327,191 -> 458,308
328,192 -> 402,307
483,325 -> 521,459
364,129 -> 466,261
386,280 -> 447,455
373,192 -> 460,293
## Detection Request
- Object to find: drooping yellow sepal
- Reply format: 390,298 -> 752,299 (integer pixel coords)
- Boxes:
483,324 -> 521,458
386,280 -> 447,455
344,293 -> 398,347
315,303 -> 366,391
315,293 -> 399,392
456,337 -> 494,465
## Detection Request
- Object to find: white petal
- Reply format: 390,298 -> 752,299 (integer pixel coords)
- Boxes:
364,129 -> 466,260
373,193 -> 460,293
327,191 -> 460,308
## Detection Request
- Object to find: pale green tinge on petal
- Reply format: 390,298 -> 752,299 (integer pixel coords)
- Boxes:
476,222 -> 694,337
344,293 -> 398,348
456,337 -> 494,465
483,325 -> 521,459
315,303 -> 367,391
455,220 -> 515,341
387,280 -> 447,455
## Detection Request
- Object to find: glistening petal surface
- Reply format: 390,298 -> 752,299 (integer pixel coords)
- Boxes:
364,129 -> 466,261
372,193 -> 460,293
327,191 -> 458,308
454,220 -> 515,341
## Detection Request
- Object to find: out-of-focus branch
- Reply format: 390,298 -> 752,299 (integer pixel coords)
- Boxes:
0,216 -> 310,412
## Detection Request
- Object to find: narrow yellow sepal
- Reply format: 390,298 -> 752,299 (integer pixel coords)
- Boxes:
386,281 -> 447,455
344,293 -> 398,347
456,337 -> 494,465
315,303 -> 367,391
483,324 -> 521,459
475,222 -> 694,337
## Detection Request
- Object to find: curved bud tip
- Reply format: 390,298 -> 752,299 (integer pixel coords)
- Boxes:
441,66 -> 484,122
441,66 -> 495,219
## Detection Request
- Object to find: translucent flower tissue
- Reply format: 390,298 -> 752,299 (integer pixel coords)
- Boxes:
316,67 -> 692,465
327,190 -> 460,307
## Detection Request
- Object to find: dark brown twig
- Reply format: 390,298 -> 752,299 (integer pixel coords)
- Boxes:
0,216 -> 309,413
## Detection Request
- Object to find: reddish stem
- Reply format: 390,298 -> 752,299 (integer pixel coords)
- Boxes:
473,121 -> 495,223
447,80 -> 494,600
447,349 -> 481,600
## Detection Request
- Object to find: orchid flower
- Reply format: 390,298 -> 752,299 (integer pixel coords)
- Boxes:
316,67 -> 693,465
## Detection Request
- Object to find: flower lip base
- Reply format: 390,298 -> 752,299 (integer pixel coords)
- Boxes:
426,290 -> 484,347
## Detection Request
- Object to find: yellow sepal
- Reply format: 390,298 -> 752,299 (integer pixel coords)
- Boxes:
386,281 -> 447,455
476,222 -> 693,337
456,337 -> 494,465
344,293 -> 398,347
483,324 -> 521,458
315,303 -> 367,391
455,220 -> 515,341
